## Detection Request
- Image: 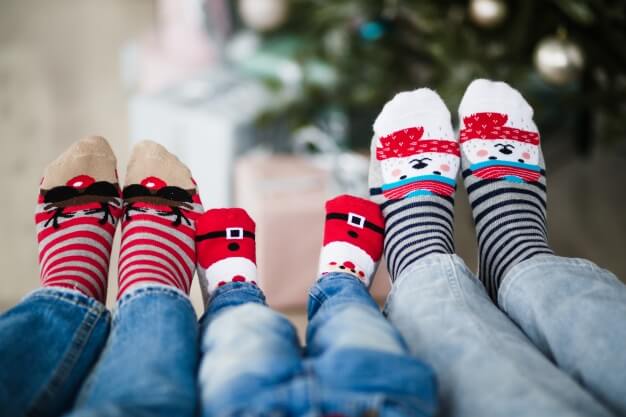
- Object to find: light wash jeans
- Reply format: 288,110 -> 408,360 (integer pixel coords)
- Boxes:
0,285 -> 198,417
198,273 -> 438,417
385,253 -> 626,417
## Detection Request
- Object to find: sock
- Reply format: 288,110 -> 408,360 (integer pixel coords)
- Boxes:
318,195 -> 384,287
118,140 -> 203,298
195,208 -> 257,304
459,79 -> 553,301
36,136 -> 122,302
368,89 -> 460,281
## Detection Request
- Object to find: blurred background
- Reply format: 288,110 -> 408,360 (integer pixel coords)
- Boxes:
1,0 -> 625,323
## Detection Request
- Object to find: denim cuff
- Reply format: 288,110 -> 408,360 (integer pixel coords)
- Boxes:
201,282 -> 267,321
308,272 -> 378,321
23,287 -> 107,314
498,254 -> 609,307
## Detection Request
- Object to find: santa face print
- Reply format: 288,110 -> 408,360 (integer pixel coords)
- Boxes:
462,139 -> 539,167
380,151 -> 460,185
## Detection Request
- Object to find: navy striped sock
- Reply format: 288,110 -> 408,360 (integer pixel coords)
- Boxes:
369,89 -> 460,281
459,79 -> 553,301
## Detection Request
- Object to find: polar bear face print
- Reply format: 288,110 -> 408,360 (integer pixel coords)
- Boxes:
380,151 -> 460,185
461,139 -> 539,166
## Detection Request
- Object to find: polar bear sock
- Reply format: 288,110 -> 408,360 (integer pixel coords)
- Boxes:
195,208 -> 257,304
318,195 -> 384,287
369,89 -> 460,281
459,79 -> 553,301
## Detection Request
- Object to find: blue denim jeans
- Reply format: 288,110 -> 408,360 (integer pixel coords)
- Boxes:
0,285 -> 198,417
198,273 -> 438,417
385,253 -> 626,417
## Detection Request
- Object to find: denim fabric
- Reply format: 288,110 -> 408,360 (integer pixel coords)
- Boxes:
198,274 -> 437,417
64,285 -> 199,417
0,288 -> 110,417
384,254 -> 614,417
500,255 -> 626,416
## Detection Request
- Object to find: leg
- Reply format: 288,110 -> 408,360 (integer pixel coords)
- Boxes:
385,254 -> 614,417
65,141 -> 204,417
195,208 -> 302,416
307,274 -> 438,417
66,287 -> 198,417
458,79 -> 626,415
0,136 -> 120,416
309,195 -> 437,417
499,255 -> 626,416
0,289 -> 109,417
198,284 -> 302,417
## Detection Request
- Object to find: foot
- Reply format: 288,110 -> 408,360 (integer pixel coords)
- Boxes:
36,136 -> 122,302
369,89 -> 459,281
318,195 -> 384,287
459,79 -> 552,301
117,140 -> 203,298
195,208 -> 257,305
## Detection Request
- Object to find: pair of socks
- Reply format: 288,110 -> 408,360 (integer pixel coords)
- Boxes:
37,137 -> 203,302
195,194 -> 385,305
369,79 -> 553,300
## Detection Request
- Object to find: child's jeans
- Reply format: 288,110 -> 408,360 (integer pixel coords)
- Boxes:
198,273 -> 437,417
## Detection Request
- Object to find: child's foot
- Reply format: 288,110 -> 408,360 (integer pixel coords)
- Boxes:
459,79 -> 553,301
117,140 -> 203,298
36,136 -> 122,302
369,89 -> 460,281
318,195 -> 384,287
195,208 -> 257,305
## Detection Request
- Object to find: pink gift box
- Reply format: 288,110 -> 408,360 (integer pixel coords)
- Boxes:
235,155 -> 390,310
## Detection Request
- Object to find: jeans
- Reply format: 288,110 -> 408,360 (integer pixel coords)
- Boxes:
385,253 -> 626,417
198,273 -> 438,417
0,285 -> 198,417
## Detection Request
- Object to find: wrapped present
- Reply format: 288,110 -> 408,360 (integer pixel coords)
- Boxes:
128,71 -> 276,209
235,154 -> 390,310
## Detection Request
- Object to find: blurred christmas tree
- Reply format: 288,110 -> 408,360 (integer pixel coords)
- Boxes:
230,0 -> 626,151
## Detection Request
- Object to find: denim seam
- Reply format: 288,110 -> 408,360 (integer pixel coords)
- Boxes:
26,303 -> 106,417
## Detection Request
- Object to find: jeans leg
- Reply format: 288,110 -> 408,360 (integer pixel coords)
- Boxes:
65,285 -> 198,417
307,273 -> 438,417
198,282 -> 303,417
384,253 -> 614,417
499,254 -> 626,416
0,288 -> 110,417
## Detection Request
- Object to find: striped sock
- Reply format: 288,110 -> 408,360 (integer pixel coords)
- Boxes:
369,89 -> 460,281
459,79 -> 553,301
118,141 -> 203,298
36,136 -> 122,302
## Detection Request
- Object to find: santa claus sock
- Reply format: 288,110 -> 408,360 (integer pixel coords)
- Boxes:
459,79 -> 553,301
36,136 -> 122,302
369,89 -> 460,281
195,208 -> 257,304
318,195 -> 384,287
117,141 -> 203,298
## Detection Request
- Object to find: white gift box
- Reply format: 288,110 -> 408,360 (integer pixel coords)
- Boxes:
128,71 -> 275,209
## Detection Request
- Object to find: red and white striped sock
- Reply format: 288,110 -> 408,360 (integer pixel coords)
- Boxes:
319,195 -> 385,287
36,136 -> 122,302
117,141 -> 203,298
196,208 -> 257,303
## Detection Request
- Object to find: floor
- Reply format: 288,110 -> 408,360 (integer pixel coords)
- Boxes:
1,1 -> 625,341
